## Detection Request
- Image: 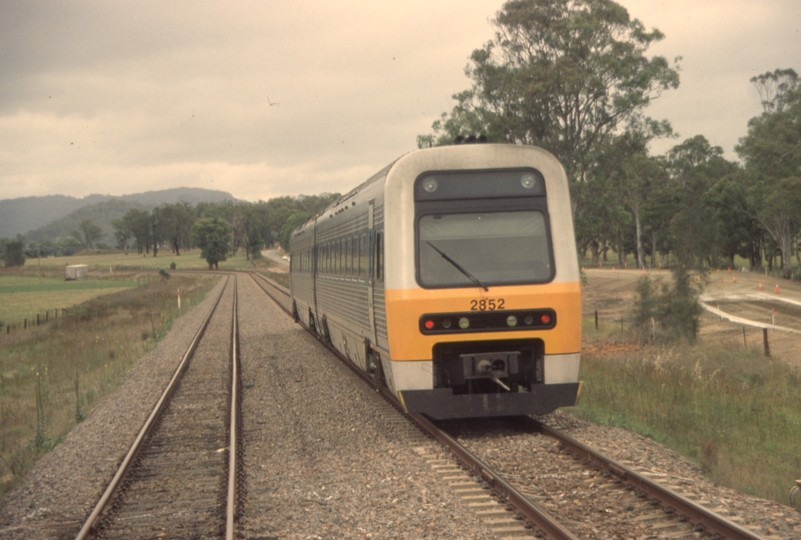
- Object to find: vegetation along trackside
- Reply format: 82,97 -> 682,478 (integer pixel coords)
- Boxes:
0,272 -> 217,499
574,338 -> 801,506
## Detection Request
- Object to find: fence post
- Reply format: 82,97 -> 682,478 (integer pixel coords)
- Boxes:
742,327 -> 746,348
763,327 -> 770,357
594,310 -> 598,330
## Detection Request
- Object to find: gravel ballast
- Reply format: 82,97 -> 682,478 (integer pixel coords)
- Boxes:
236,275 -> 497,539
1,272 -> 798,538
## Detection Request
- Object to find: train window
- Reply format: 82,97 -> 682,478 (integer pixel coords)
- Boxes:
418,211 -> 552,287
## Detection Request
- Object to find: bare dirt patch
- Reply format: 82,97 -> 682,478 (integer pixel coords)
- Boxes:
582,268 -> 801,369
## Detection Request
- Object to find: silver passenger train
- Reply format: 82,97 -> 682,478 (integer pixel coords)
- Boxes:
290,144 -> 581,419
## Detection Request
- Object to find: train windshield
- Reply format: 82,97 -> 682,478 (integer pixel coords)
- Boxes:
418,211 -> 552,288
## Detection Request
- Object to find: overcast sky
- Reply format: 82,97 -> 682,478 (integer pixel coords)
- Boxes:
1,0 -> 800,203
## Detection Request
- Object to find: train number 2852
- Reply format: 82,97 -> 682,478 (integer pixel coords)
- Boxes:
470,298 -> 505,311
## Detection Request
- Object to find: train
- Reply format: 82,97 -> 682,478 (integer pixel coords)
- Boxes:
289,143 -> 581,419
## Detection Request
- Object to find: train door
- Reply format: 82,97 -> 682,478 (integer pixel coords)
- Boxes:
310,218 -> 319,332
367,200 -> 378,345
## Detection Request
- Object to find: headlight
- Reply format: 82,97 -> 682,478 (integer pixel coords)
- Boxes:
521,173 -> 536,189
422,177 -> 438,193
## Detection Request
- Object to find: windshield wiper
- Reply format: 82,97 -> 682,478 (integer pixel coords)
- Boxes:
426,241 -> 488,291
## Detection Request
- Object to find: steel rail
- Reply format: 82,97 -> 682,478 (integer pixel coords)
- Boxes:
534,420 -> 765,540
225,276 -> 239,540
248,271 -> 291,315
75,276 -> 230,540
410,412 -> 580,540
252,274 -> 580,540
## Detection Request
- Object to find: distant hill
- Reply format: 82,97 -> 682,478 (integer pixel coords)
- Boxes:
0,188 -> 234,242
0,194 -> 112,239
25,199 -> 147,246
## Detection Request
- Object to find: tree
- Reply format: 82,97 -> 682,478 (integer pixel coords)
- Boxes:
704,172 -> 764,269
70,219 -> 103,249
661,135 -> 736,269
158,203 -> 195,256
418,0 -> 680,188
116,209 -> 152,254
736,69 -> 801,278
111,217 -> 132,251
279,212 -> 311,251
191,217 -> 232,269
4,236 -> 25,267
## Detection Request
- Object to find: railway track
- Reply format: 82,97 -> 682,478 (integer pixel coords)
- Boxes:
252,271 -> 767,539
75,275 -> 241,539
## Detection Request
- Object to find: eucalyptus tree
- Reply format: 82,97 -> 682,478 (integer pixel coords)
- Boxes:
117,208 -> 153,254
663,135 -> 734,268
70,219 -> 103,250
3,237 -> 25,267
191,217 -> 232,270
417,0 -> 680,231
736,69 -> 801,279
158,202 -> 195,255
703,171 -> 764,269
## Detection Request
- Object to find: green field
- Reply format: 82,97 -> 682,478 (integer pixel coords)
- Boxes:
0,250 -> 269,326
0,276 -> 139,325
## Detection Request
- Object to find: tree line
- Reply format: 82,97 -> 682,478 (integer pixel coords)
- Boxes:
2,194 -> 339,269
418,0 -> 801,280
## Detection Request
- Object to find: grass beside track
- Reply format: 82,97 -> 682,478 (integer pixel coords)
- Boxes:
0,276 -> 139,325
572,320 -> 801,507
0,273 -> 219,500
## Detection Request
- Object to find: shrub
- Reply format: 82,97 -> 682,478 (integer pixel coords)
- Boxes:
631,265 -> 703,343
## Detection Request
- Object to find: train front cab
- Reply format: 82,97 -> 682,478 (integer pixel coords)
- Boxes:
381,145 -> 581,420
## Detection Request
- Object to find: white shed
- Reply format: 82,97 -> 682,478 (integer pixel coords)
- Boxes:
65,264 -> 88,280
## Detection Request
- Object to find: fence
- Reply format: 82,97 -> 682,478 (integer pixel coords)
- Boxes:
5,308 -> 68,335
589,309 -> 774,357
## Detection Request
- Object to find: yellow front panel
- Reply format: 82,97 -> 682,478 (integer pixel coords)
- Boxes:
385,282 -> 581,361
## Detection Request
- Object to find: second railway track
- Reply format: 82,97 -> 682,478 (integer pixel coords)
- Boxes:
76,275 -> 241,539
